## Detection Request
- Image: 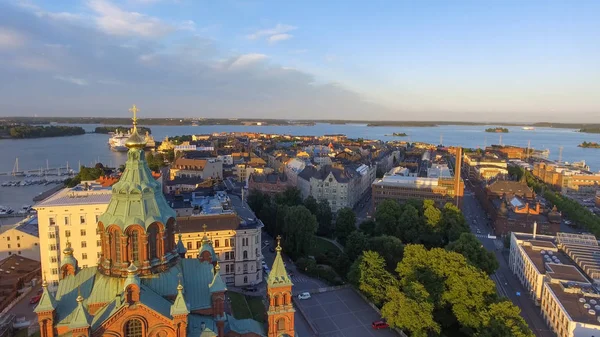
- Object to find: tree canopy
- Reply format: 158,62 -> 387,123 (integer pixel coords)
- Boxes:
447,233 -> 499,275
335,207 -> 357,244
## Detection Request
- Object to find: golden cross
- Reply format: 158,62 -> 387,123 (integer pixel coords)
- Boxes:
276,235 -> 282,247
202,224 -> 207,233
129,104 -> 139,126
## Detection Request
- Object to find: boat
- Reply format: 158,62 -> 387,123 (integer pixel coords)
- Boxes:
108,129 -> 155,151
12,158 -> 25,177
522,127 -> 535,130
144,131 -> 156,148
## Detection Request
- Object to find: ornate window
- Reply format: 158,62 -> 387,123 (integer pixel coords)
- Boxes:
215,240 -> 220,248
125,319 -> 142,337
277,318 -> 285,331
110,230 -> 121,263
131,230 -> 139,263
148,224 -> 158,259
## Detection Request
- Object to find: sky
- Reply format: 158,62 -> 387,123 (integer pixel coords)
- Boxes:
0,0 -> 599,122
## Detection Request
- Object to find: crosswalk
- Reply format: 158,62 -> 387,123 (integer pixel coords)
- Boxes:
474,234 -> 490,239
290,275 -> 312,283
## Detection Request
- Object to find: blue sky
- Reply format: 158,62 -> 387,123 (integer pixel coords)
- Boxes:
0,0 -> 598,121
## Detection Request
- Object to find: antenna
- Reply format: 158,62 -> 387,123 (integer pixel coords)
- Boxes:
499,134 -> 503,146
440,133 -> 443,146
483,136 -> 487,149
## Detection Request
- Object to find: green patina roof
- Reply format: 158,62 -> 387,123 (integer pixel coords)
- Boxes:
69,297 -> 91,329
98,147 -> 176,231
209,264 -> 227,294
199,241 -> 218,263
177,233 -> 187,255
170,283 -> 190,316
225,314 -> 266,337
188,315 -> 217,336
34,283 -> 57,313
267,244 -> 293,287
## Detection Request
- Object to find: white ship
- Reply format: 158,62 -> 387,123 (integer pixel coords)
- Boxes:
108,130 -> 155,151
522,126 -> 535,130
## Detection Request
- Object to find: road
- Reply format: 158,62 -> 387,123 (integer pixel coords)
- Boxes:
6,283 -> 41,328
354,190 -> 372,225
461,183 -> 554,337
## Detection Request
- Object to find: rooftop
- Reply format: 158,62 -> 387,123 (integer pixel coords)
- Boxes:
34,182 -> 112,207
547,282 -> 600,326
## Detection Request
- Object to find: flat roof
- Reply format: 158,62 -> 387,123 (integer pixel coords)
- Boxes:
34,184 -> 112,207
548,283 -> 600,326
562,244 -> 600,281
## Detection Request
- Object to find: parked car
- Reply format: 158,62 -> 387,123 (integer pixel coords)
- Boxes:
371,320 -> 389,330
297,292 -> 311,300
30,294 -> 42,304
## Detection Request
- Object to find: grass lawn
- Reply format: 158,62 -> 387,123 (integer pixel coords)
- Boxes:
13,330 -> 39,337
228,292 -> 265,323
310,237 -> 342,256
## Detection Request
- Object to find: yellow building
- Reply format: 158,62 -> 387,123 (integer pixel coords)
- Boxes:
157,136 -> 174,152
0,216 -> 40,262
177,214 -> 263,286
33,181 -> 112,290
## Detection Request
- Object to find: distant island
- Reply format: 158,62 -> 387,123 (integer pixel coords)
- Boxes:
386,132 -> 408,137
578,141 -> 600,148
0,125 -> 85,139
580,127 -> 600,134
485,127 -> 509,133
95,126 -> 152,134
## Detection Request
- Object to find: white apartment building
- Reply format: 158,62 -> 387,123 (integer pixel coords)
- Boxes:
0,216 -> 40,261
33,182 -> 112,290
509,232 -> 600,337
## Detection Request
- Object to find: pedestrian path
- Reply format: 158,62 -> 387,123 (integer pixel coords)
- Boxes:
291,275 -> 312,283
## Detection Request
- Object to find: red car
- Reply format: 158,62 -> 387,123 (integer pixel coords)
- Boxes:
30,295 -> 42,304
372,321 -> 389,330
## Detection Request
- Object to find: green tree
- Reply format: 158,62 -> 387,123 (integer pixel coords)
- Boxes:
282,205 -> 318,258
367,235 -> 404,271
316,199 -> 333,237
382,283 -> 440,337
247,190 -> 267,215
478,301 -> 534,337
357,251 -> 398,306
374,199 -> 402,236
440,203 -> 470,244
397,204 -> 421,243
275,187 -> 303,206
347,256 -> 362,286
358,220 -> 377,237
447,233 -> 499,275
303,195 -> 319,215
344,231 -> 369,261
335,207 -> 356,244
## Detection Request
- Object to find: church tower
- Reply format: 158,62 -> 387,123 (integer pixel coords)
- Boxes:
266,236 -> 295,337
97,105 -> 177,277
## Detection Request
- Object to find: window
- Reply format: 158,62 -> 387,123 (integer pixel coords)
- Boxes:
50,244 -> 57,251
51,268 -> 58,275
255,236 -> 258,244
215,240 -> 220,248
65,230 -> 71,238
64,217 -> 69,225
7,244 -> 10,249
81,241 -> 87,248
5,237 -> 9,241
125,319 -> 143,337
243,250 -> 248,259
131,231 -> 139,263
225,239 -> 229,247
17,243 -> 20,248
97,240 -> 102,247
230,239 -> 234,247
243,263 -> 248,273
95,215 -> 99,223
231,251 -> 235,259
50,257 -> 57,263
112,230 -> 121,262
49,217 -> 55,226
196,241 -> 201,249
82,264 -> 88,268
48,232 -> 56,239
277,318 -> 285,331
226,264 -> 230,273
187,242 -> 192,250
80,229 -> 86,236
80,215 -> 86,224
255,248 -> 258,257
96,228 -> 100,235
16,236 -> 20,241
244,276 -> 248,283
82,253 -> 88,260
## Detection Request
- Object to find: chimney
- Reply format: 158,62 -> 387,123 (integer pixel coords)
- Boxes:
533,221 -> 538,239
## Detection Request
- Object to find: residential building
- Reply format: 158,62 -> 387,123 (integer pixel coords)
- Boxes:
163,176 -> 209,193
170,156 -> 223,180
33,181 -> 112,290
248,173 -> 289,196
0,216 -> 40,261
0,255 -> 40,313
533,161 -> 600,194
32,110 -> 290,337
509,232 -> 600,337
463,152 -> 508,181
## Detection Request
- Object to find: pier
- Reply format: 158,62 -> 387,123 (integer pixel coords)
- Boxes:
0,166 -> 73,176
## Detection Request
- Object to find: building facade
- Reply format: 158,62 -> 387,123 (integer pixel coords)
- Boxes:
247,173 -> 289,196
170,157 -> 223,180
0,216 -> 40,261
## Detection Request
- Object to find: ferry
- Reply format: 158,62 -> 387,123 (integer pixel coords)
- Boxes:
108,130 -> 155,151
522,126 -> 535,130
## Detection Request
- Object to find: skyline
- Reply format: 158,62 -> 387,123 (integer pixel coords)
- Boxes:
0,0 -> 598,122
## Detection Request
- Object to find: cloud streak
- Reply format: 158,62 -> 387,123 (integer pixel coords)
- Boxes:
268,33 -> 292,44
88,0 -> 174,37
54,75 -> 88,86
247,24 -> 296,44
0,27 -> 27,50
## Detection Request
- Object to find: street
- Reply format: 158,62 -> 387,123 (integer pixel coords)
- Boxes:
461,184 -> 554,337
5,283 -> 41,329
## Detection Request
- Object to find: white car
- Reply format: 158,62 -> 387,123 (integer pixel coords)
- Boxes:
298,292 -> 311,300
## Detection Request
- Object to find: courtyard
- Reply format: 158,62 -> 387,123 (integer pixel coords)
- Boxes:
294,288 -> 399,337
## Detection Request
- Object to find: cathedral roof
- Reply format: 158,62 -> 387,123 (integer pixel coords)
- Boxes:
170,281 -> 190,316
68,295 -> 91,329
267,237 -> 293,287
209,262 -> 227,293
33,279 -> 56,313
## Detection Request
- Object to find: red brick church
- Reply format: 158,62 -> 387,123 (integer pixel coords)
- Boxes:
34,106 -> 295,337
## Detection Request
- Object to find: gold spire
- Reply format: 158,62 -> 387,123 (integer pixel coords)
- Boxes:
201,224 -> 209,243
125,104 -> 146,148
215,261 -> 221,272
276,235 -> 282,253
177,273 -> 183,291
76,286 -> 83,303
63,240 -> 74,255
42,272 -> 48,288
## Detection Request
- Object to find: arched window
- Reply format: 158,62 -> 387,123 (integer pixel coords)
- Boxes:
148,224 -> 158,259
215,240 -> 220,248
243,250 -> 248,259
277,318 -> 285,331
125,319 -> 142,337
131,230 -> 139,263
225,239 -> 229,247
110,230 -> 121,263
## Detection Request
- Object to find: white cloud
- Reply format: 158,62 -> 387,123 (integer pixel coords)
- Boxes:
178,20 -> 196,32
88,0 -> 174,38
229,53 -> 268,70
54,75 -> 88,86
17,1 -> 84,23
247,24 -> 296,41
268,33 -> 292,44
0,27 -> 27,50
14,56 -> 55,71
